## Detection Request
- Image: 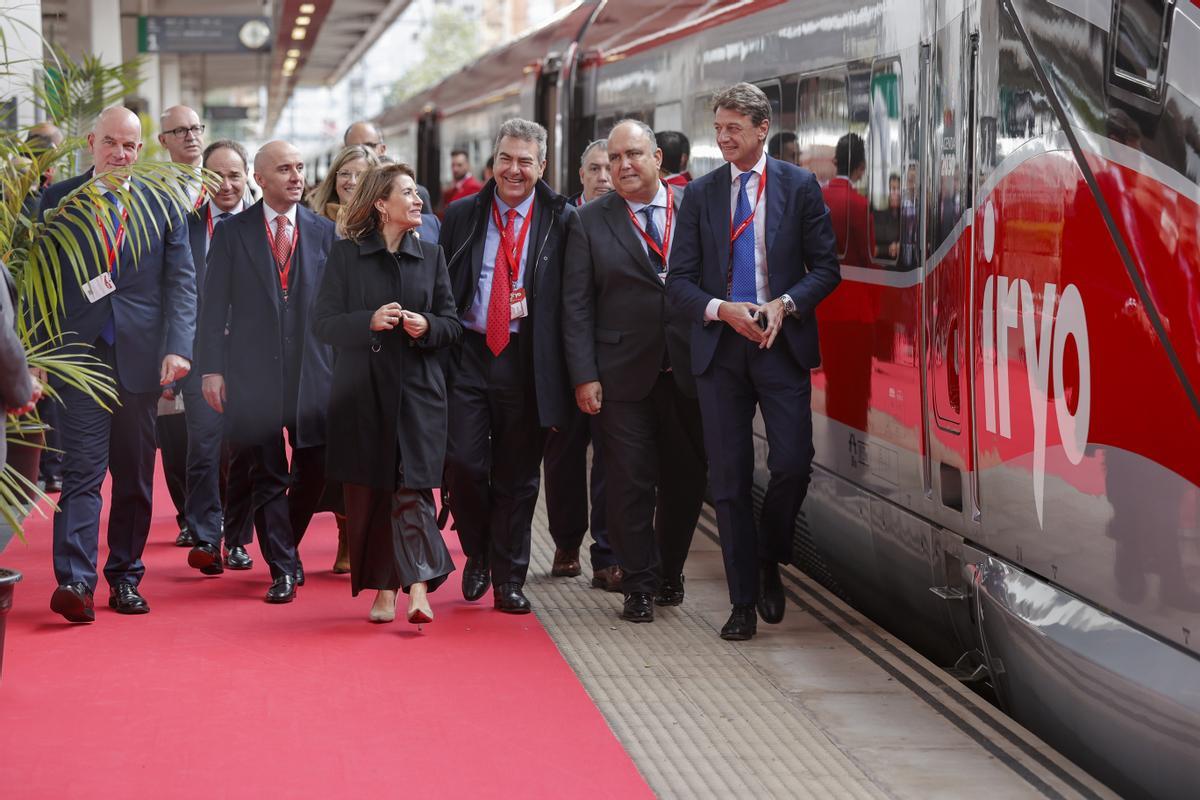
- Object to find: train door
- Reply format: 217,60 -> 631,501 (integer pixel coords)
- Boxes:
535,56 -> 561,192
921,5 -> 977,524
416,108 -> 441,210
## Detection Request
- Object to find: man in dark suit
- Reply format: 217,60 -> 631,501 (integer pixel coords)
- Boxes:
197,140 -> 336,603
441,118 -> 575,613
657,130 -> 692,187
666,83 -> 841,640
180,139 -> 254,576
564,120 -> 707,623
41,106 -> 197,622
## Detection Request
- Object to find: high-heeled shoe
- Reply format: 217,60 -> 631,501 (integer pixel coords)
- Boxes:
369,590 -> 396,623
407,583 -> 433,629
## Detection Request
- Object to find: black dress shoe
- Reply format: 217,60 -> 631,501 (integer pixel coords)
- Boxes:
621,592 -> 654,623
493,582 -> 531,614
295,560 -> 305,586
654,575 -> 685,607
108,582 -> 149,615
720,604 -> 757,641
461,556 -> 490,602
174,527 -> 196,547
265,575 -> 297,604
224,545 -> 253,570
188,542 -> 224,575
50,582 -> 95,623
43,477 -> 63,494
757,562 -> 785,624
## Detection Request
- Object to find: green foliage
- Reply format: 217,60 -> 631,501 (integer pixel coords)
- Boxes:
387,8 -> 481,105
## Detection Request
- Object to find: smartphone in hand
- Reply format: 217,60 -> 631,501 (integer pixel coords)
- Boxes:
754,311 -> 768,331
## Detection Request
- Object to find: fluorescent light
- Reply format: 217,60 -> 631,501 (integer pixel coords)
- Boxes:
291,27 -> 306,40
296,16 -> 311,25
299,3 -> 316,12
287,49 -> 300,58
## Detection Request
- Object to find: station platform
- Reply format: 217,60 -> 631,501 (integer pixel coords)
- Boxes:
0,459 -> 1115,798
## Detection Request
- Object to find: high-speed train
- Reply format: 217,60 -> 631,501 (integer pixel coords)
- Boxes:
336,1 -> 1200,796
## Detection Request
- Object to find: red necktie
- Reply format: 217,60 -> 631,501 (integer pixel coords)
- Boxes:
272,216 -> 293,293
486,209 -> 518,356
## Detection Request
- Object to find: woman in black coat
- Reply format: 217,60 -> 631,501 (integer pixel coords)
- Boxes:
313,163 -> 462,627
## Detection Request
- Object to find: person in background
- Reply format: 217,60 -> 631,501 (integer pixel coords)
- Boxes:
666,83 -> 841,641
1,258 -> 37,473
156,105 -> 207,548
197,140 -> 337,604
313,162 -> 460,627
657,131 -> 692,186
41,106 -> 197,622
344,120 -> 433,210
441,148 -> 483,212
441,118 -> 575,614
546,138 -> 619,591
181,139 -> 254,575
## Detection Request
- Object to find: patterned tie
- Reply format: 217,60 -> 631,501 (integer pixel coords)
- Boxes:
98,191 -> 119,345
641,207 -> 664,273
272,216 -> 292,296
486,209 -> 518,356
730,171 -> 757,302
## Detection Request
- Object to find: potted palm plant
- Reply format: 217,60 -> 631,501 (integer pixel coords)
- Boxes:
0,28 -> 217,676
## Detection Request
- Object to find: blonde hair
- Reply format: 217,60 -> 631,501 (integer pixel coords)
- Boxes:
308,145 -> 379,217
339,162 -> 418,241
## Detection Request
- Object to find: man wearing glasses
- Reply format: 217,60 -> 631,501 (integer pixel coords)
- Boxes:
157,105 -> 207,549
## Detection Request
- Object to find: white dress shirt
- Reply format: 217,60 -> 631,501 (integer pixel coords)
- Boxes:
462,191 -> 535,335
705,151 -> 769,321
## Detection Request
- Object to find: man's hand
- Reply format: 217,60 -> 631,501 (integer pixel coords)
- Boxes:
575,381 -> 602,415
202,374 -> 226,414
401,310 -> 429,339
371,302 -> 403,331
717,301 -> 765,344
8,370 -> 41,415
160,354 -> 191,385
757,297 -> 787,350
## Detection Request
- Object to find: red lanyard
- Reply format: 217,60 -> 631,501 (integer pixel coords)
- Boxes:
263,214 -> 300,292
490,197 -> 535,281
730,167 -> 766,247
193,185 -> 207,210
626,184 -> 674,266
206,205 -> 214,240
94,205 -> 129,271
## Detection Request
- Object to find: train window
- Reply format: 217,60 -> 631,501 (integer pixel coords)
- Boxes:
869,59 -> 905,268
1109,0 -> 1175,100
797,70 -> 849,256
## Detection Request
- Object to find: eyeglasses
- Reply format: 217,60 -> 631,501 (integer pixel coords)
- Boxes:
164,124 -> 205,139
336,170 -> 365,181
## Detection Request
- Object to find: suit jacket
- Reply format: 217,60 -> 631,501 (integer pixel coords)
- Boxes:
38,171 -> 197,393
440,178 -> 575,429
196,200 -> 336,447
563,187 -> 696,401
314,231 -> 462,490
665,156 -> 841,374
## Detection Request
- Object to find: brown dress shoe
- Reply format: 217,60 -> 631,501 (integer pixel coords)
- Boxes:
551,547 -> 581,577
591,565 -> 623,593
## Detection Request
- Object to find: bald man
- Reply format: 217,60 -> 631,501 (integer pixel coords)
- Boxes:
196,139 -> 336,603
344,120 -> 433,209
39,106 -> 198,622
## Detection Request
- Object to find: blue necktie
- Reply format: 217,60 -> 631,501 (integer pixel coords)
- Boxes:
98,191 -> 119,346
730,171 -> 757,302
640,207 -> 664,273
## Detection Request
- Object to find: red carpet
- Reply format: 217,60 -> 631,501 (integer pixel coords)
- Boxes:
0,457 -> 652,799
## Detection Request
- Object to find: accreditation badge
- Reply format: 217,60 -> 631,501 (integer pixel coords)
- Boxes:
510,287 -> 529,320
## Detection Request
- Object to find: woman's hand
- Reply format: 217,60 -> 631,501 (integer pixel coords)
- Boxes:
371,302 -> 404,331
401,310 -> 429,339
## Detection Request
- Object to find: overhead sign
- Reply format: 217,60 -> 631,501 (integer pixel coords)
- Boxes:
138,16 -> 273,54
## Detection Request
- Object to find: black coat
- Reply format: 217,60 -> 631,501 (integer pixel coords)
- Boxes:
440,178 -> 574,430
313,230 -> 462,491
196,200 -> 336,447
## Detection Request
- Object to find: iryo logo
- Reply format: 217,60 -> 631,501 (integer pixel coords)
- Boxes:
980,275 -> 1091,525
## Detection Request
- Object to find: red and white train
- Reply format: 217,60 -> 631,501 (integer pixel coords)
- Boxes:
335,1 -> 1200,795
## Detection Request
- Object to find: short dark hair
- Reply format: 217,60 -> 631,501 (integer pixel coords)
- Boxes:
711,82 -> 771,127
450,148 -> 468,159
485,155 -> 494,169
657,131 -> 689,173
835,133 -> 865,176
203,139 -> 250,172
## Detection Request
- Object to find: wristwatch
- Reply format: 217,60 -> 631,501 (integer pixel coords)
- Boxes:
779,293 -> 796,315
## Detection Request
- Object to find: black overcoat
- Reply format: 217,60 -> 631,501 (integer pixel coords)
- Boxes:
312,230 -> 462,491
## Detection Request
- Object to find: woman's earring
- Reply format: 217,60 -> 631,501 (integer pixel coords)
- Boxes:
380,209 -> 389,225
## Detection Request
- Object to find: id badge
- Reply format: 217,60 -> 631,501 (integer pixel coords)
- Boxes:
82,272 -> 116,303
509,287 -> 529,320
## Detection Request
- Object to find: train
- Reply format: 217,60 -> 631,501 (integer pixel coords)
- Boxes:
317,1 -> 1200,796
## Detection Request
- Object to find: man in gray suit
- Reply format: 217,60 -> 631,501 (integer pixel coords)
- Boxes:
562,120 -> 707,624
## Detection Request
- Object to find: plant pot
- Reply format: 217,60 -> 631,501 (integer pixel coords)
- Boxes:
7,426 -> 45,486
0,568 -> 20,682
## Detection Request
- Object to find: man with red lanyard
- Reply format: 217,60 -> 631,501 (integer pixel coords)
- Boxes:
39,106 -> 197,622
441,119 -> 575,614
666,84 -> 841,641
563,120 -> 707,624
196,140 -> 337,604
157,104 -> 209,548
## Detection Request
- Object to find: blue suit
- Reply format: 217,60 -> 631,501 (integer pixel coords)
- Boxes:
39,171 -> 197,591
666,155 -> 840,606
